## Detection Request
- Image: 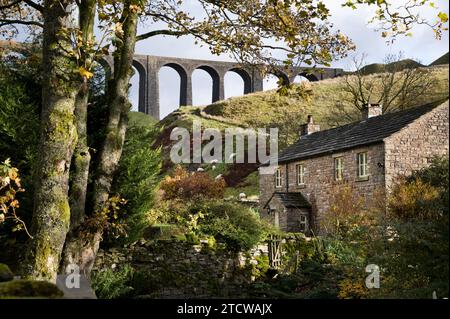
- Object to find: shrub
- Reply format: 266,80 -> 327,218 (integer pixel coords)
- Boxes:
0,159 -> 30,237
388,178 -> 441,220
160,166 -> 226,201
112,121 -> 162,243
0,58 -> 40,229
196,201 -> 271,251
323,183 -> 377,239
91,264 -> 135,299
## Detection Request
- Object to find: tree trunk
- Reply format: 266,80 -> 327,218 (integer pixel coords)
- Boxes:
63,4 -> 139,276
23,0 -> 79,282
60,0 -> 96,274
68,0 -> 96,231
92,10 -> 138,213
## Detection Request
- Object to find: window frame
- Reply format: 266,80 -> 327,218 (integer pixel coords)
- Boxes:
334,156 -> 344,181
296,163 -> 305,186
357,152 -> 369,179
275,167 -> 282,188
299,215 -> 308,233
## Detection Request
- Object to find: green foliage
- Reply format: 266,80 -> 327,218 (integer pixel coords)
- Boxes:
111,116 -> 162,243
0,58 -> 40,230
91,264 -> 135,299
0,263 -> 13,282
371,157 -> 450,298
149,199 -> 272,252
196,201 -> 272,252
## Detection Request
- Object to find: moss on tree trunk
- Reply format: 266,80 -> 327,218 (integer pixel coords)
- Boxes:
63,3 -> 139,277
23,0 -> 79,283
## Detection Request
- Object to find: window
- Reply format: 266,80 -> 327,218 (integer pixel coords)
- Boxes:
334,157 -> 344,181
296,164 -> 305,185
275,167 -> 282,188
357,152 -> 369,178
299,215 -> 308,233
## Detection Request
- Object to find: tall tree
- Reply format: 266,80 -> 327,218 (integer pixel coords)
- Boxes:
23,0 -> 79,282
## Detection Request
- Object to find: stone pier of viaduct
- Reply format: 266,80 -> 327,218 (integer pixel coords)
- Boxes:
103,55 -> 344,120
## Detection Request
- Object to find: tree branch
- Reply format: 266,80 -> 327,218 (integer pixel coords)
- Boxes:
136,29 -> 190,42
0,19 -> 43,28
23,0 -> 43,12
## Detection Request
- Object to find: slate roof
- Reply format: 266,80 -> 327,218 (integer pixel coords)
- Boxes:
264,192 -> 311,209
276,100 -> 447,164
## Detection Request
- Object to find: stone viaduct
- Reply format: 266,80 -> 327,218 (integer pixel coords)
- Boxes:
102,55 -> 344,120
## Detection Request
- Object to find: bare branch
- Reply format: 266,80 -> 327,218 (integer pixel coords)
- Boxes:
136,29 -> 190,41
23,0 -> 43,12
0,18 -> 43,28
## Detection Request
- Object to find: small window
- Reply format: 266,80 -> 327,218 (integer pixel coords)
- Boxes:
296,164 -> 305,185
299,215 -> 308,233
275,167 -> 282,188
357,152 -> 369,178
334,157 -> 344,181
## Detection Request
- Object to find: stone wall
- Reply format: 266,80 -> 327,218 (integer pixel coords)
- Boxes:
384,101 -> 449,191
93,239 -> 269,299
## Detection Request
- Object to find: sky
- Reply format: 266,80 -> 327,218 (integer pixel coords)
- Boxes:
126,1 -> 449,118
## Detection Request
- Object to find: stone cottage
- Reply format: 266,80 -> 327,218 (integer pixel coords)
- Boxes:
259,99 -> 449,234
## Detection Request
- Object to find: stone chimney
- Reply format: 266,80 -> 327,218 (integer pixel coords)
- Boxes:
300,115 -> 320,137
362,103 -> 383,119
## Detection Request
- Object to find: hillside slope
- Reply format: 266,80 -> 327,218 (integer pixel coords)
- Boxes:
359,58 -> 424,75
134,64 -> 449,198
430,52 -> 449,66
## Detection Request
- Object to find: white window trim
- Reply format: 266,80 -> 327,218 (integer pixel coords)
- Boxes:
357,152 -> 369,178
296,164 -> 305,185
275,167 -> 282,188
334,157 -> 344,181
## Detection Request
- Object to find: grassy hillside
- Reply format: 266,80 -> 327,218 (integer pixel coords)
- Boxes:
203,64 -> 448,129
134,64 -> 449,199
359,58 -> 424,75
430,52 -> 449,66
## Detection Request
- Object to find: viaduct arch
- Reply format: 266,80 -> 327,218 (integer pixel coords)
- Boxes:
102,55 -> 344,120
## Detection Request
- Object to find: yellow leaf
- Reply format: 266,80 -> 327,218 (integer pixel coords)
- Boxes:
79,66 -> 94,79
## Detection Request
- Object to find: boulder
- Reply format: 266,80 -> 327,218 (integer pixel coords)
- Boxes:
0,263 -> 13,282
0,280 -> 64,298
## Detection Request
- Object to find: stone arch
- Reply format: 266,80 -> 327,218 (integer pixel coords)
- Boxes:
162,62 -> 190,106
132,59 -> 147,113
297,72 -> 319,82
263,70 -> 290,91
227,68 -> 252,94
195,65 -> 221,102
271,70 -> 290,86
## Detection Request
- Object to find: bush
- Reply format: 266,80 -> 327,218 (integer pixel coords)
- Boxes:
160,166 -> 226,201
0,57 -> 40,231
196,201 -> 271,251
91,264 -> 135,299
388,178 -> 441,220
111,120 -> 162,243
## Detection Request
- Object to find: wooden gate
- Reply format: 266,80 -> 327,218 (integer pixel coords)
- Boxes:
268,234 -> 282,269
